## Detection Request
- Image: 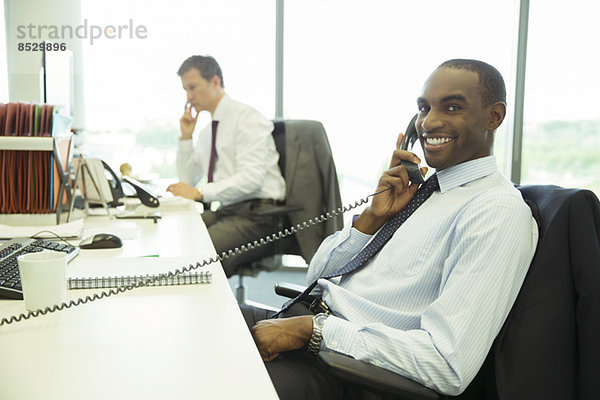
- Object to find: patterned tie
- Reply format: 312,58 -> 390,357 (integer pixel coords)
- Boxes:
275,174 -> 439,317
207,120 -> 219,183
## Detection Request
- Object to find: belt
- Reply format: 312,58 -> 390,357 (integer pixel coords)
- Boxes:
303,295 -> 335,316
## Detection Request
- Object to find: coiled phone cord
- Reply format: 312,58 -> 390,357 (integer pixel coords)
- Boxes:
0,187 -> 391,327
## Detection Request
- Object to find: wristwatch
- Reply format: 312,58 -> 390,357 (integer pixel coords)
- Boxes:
306,313 -> 329,356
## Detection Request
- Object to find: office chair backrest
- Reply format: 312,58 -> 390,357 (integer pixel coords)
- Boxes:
233,120 -> 342,303
486,185 -> 600,400
314,185 -> 599,400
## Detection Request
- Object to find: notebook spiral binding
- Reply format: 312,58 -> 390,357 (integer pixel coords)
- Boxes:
67,271 -> 213,289
0,188 -> 390,327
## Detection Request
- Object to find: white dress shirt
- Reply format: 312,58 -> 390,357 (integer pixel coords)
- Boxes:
308,156 -> 538,396
176,94 -> 285,206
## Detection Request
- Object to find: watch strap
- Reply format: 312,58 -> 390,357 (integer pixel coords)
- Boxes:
306,313 -> 328,356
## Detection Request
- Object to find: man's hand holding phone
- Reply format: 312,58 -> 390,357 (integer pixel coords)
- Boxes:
180,101 -> 199,140
353,132 -> 427,235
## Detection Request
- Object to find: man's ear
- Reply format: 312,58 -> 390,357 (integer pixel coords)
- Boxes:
487,102 -> 506,131
211,75 -> 222,89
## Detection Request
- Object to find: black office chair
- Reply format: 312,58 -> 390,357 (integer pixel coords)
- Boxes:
277,184 -> 600,399
235,119 -> 344,303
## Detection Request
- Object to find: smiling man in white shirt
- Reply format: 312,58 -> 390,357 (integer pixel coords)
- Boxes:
167,55 -> 286,277
242,59 -> 538,399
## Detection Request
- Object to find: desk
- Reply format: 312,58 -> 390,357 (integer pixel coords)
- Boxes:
0,209 -> 279,399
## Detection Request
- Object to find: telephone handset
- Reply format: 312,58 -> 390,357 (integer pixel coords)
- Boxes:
399,114 -> 425,184
100,160 -> 126,207
122,175 -> 160,208
78,159 -> 160,209
99,162 -> 160,208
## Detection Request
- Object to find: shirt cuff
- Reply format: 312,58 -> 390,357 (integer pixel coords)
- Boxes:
199,183 -> 217,203
178,139 -> 194,151
345,226 -> 372,253
322,316 -> 359,355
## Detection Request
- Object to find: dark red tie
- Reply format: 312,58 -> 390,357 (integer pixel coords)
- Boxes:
207,120 -> 219,183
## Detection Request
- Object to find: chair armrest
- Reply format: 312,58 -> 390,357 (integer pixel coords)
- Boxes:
275,281 -> 306,298
317,352 -> 441,400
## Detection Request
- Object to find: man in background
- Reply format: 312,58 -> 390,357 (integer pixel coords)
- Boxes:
167,55 -> 286,277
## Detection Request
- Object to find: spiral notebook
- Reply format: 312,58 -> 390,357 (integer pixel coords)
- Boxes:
68,271 -> 212,289
66,256 -> 213,290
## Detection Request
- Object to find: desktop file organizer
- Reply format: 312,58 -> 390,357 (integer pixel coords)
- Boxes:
0,102 -> 74,225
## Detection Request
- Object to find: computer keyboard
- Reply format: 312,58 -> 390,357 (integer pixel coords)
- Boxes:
0,238 -> 80,300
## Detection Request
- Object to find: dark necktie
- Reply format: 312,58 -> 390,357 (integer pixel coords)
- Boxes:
207,120 -> 219,183
275,174 -> 439,317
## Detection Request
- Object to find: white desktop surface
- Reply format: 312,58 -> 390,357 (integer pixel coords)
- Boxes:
0,209 -> 279,400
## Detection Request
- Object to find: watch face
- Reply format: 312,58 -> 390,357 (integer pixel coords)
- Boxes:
314,313 -> 328,329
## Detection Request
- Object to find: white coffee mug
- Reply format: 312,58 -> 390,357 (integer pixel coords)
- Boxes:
17,251 -> 67,311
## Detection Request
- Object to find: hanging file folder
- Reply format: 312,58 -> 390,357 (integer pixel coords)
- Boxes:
0,102 -> 73,224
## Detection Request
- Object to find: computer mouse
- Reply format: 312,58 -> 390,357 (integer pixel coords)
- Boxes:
80,233 -> 123,249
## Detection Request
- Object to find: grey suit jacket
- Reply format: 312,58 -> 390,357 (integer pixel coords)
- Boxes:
281,120 -> 343,263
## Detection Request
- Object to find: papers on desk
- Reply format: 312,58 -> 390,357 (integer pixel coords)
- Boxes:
114,195 -> 198,221
121,193 -> 197,213
0,218 -> 84,239
67,256 -> 213,290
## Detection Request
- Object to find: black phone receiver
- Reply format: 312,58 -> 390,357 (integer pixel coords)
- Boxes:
100,160 -> 125,207
122,176 -> 160,208
98,161 -> 159,208
399,114 -> 425,184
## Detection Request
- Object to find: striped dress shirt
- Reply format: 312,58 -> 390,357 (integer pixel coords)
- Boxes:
307,156 -> 538,395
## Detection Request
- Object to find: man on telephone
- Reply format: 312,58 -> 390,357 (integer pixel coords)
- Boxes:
242,59 -> 538,399
166,55 -> 286,277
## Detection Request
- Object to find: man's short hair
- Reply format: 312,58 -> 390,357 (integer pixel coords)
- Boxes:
178,55 -> 224,88
438,59 -> 506,107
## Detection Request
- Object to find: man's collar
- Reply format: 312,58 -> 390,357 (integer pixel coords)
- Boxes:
211,93 -> 229,121
435,155 -> 498,193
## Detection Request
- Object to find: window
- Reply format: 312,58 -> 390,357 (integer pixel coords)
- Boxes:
79,0 -> 275,180
8,1 -> 597,199
284,0 -> 519,204
521,0 -> 600,195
